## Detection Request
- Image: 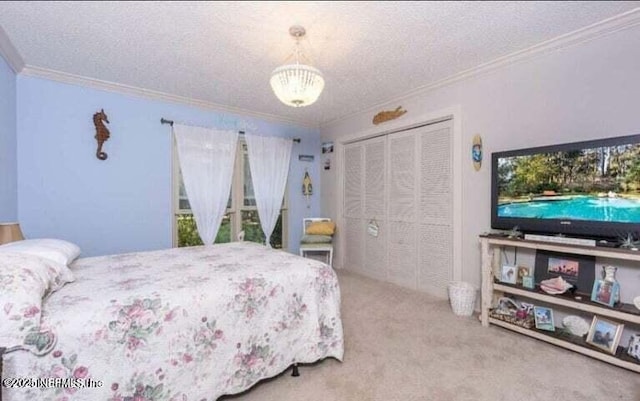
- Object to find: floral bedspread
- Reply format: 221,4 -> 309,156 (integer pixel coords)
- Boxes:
3,242 -> 344,401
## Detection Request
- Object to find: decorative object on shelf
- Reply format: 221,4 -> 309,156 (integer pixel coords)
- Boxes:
93,109 -> 110,160
500,264 -> 517,284
533,306 -> 555,331
270,25 -> 324,108
522,275 -> 535,290
618,233 -> 640,251
516,266 -> 530,285
540,276 -> 573,295
534,250 -> 595,295
493,297 -> 519,316
472,134 -> 482,171
591,265 -> 620,307
490,310 -> 535,329
506,225 -> 522,239
585,315 -> 624,355
515,302 -> 534,320
627,333 -> 640,361
302,170 -> 313,208
372,106 -> 407,125
562,315 -> 590,337
633,296 -> 640,311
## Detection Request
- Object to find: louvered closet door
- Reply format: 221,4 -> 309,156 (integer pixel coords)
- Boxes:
363,137 -> 387,280
387,131 -> 418,288
343,137 -> 387,278
343,143 -> 364,271
416,122 -> 452,298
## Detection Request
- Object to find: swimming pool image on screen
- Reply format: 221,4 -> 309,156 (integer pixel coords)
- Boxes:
496,143 -> 640,223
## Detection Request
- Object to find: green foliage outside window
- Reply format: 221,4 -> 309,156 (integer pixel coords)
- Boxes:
177,213 -> 282,248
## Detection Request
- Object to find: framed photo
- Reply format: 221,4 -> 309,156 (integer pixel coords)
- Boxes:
590,280 -> 619,307
533,306 -> 555,331
321,142 -> 334,154
516,266 -> 530,285
534,250 -> 595,295
500,265 -> 517,284
586,316 -> 624,354
522,275 -> 535,289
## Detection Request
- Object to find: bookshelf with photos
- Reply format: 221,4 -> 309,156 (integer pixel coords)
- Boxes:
479,234 -> 640,373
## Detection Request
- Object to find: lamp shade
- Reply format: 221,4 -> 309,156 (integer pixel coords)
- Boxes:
0,222 -> 24,245
270,63 -> 325,107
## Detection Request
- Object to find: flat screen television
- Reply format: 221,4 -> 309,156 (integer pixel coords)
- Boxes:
491,133 -> 640,241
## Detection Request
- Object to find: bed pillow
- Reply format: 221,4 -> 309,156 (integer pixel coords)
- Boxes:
0,239 -> 77,288
0,252 -> 61,348
301,234 -> 333,244
0,238 -> 81,265
306,221 -> 336,236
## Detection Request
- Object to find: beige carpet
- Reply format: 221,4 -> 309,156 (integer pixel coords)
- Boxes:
221,270 -> 640,401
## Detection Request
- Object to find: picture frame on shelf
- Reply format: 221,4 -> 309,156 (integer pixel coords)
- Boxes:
522,275 -> 535,289
590,280 -> 619,308
585,316 -> 624,354
500,265 -> 517,284
534,250 -> 595,295
516,266 -> 530,285
533,306 -> 555,331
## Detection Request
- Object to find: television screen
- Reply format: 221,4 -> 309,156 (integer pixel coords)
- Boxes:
492,134 -> 640,240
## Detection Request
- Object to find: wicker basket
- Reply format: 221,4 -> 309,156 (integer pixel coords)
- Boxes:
448,281 -> 477,316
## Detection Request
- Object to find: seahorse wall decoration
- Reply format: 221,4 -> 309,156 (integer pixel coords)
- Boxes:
372,106 -> 407,125
93,109 -> 110,160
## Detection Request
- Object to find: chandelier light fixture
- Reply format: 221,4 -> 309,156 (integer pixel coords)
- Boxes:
270,25 -> 325,108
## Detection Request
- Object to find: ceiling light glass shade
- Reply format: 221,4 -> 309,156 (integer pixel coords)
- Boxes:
270,63 -> 325,107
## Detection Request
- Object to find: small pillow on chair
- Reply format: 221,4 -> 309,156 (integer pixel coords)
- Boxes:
306,221 -> 336,235
301,235 -> 333,244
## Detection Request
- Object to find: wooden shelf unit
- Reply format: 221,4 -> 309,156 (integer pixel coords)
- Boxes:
479,235 -> 640,373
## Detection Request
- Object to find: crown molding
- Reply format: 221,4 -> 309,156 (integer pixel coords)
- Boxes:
322,7 -> 640,128
19,65 -> 317,129
0,25 -> 24,73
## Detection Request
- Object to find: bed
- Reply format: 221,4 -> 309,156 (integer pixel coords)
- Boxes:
1,241 -> 344,401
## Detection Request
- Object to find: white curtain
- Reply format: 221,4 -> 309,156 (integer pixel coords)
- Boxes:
174,124 -> 238,245
245,134 -> 293,246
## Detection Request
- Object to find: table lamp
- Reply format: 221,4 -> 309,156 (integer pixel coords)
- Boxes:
0,222 -> 24,245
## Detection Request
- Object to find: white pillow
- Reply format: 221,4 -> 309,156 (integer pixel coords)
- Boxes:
0,238 -> 81,266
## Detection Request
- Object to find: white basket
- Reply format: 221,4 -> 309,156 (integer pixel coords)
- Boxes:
448,281 -> 477,317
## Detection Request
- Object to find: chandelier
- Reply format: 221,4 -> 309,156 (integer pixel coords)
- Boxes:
270,25 -> 325,108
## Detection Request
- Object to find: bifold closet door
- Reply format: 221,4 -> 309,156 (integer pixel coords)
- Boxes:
387,131 -> 418,288
416,122 -> 452,297
343,143 -> 364,272
363,137 -> 387,280
343,137 -> 387,279
342,119 -> 452,297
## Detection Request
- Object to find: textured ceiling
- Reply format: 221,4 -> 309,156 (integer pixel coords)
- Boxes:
0,1 -> 638,127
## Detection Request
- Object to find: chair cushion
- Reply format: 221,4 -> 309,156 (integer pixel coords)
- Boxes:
306,221 -> 336,235
301,234 -> 333,244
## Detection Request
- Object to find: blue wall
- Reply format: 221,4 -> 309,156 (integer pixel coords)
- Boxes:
17,76 -> 321,257
0,54 -> 17,221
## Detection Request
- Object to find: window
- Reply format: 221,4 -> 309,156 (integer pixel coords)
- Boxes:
173,139 -> 287,248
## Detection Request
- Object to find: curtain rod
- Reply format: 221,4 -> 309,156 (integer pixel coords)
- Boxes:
161,118 -> 301,143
